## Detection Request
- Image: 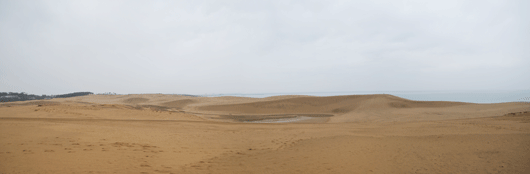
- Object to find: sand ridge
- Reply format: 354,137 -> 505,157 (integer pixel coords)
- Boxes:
198,94 -> 469,114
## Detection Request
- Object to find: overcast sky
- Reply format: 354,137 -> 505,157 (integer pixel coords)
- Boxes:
1,0 -> 528,95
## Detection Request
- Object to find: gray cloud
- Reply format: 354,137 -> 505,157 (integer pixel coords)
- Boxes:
1,0 -> 528,95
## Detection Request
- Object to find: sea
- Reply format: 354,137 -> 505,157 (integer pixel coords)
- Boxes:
199,90 -> 530,104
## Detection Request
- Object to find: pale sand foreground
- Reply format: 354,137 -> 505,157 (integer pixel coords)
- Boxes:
1,94 -> 529,173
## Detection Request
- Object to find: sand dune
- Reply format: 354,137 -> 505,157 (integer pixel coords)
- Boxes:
1,94 -> 529,173
199,94 -> 469,115
197,94 -> 527,123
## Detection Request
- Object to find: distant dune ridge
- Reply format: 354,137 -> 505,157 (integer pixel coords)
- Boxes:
199,94 -> 469,115
1,94 -> 529,173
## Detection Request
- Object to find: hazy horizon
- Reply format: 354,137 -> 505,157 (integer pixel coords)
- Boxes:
1,0 -> 529,95
2,89 -> 530,96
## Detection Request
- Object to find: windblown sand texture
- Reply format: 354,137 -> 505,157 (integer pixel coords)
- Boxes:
1,94 -> 529,173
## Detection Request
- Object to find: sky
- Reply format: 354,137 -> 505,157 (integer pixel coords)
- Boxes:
0,0 -> 529,95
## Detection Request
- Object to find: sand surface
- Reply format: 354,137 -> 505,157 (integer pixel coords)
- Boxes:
1,94 -> 529,173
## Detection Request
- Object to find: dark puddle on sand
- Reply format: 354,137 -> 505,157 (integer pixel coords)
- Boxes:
219,114 -> 333,123
245,116 -> 314,123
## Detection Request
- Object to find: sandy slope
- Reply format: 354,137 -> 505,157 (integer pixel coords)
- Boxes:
1,94 -> 529,173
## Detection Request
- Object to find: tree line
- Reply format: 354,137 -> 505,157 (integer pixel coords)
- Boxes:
0,92 -> 93,102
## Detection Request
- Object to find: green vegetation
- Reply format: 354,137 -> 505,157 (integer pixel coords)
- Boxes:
0,92 -> 93,102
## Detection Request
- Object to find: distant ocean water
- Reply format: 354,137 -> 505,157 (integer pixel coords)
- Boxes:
200,90 -> 530,104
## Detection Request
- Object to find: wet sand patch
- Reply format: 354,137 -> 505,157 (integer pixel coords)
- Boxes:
218,114 -> 333,123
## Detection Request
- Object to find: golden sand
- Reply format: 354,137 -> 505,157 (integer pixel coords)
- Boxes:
1,94 -> 529,173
